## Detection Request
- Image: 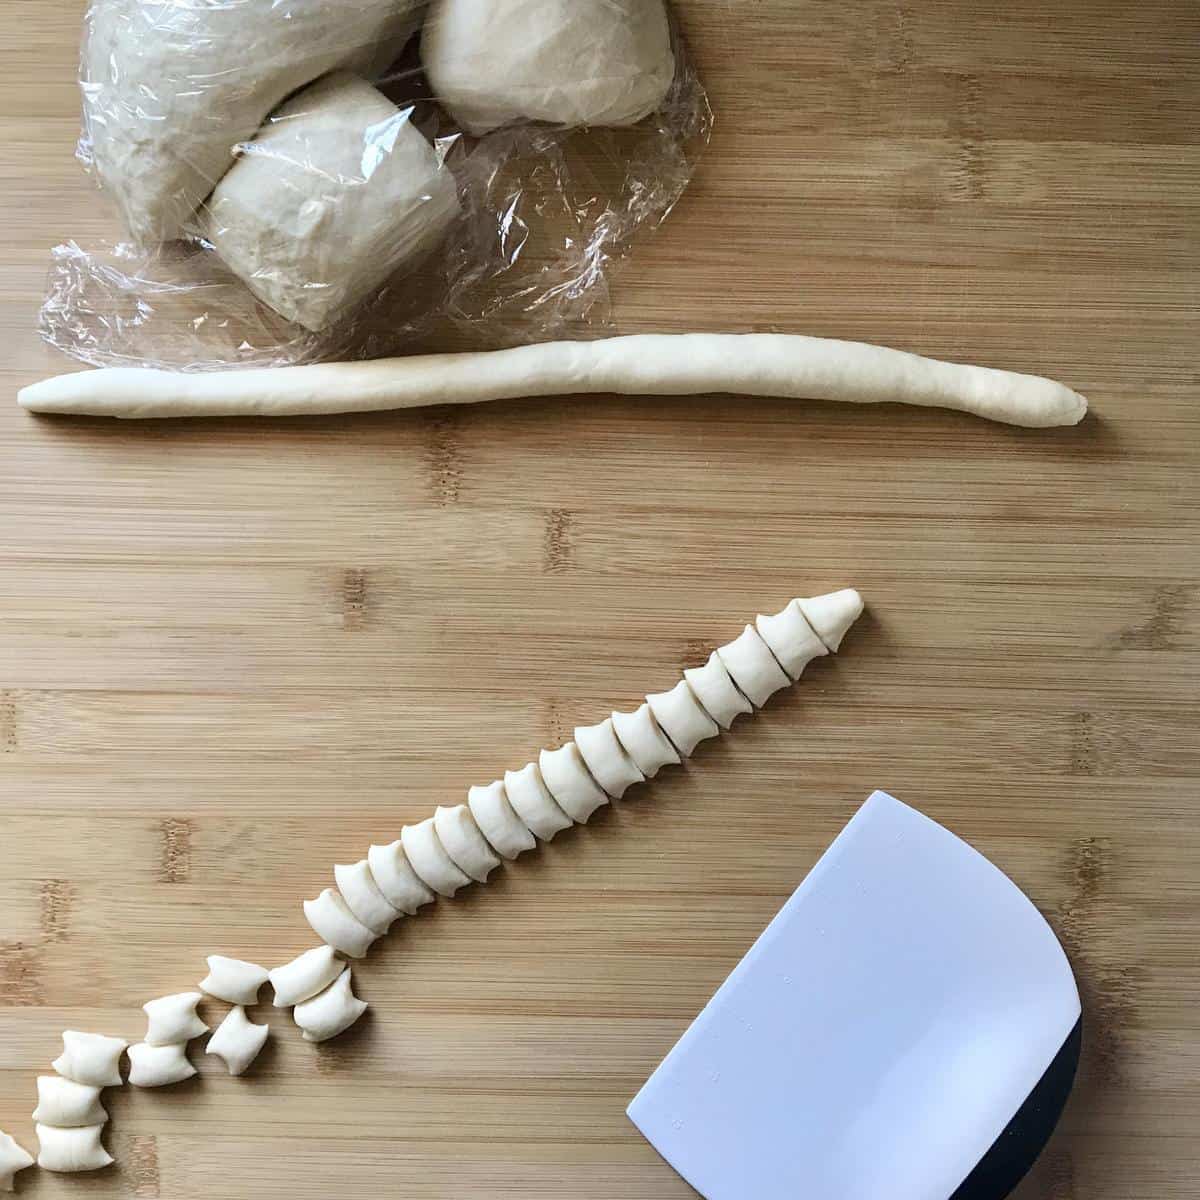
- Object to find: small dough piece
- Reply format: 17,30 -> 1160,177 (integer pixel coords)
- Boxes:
575,717 -> 645,798
423,0 -> 676,135
434,805 -> 501,882
207,1006 -> 270,1076
798,588 -> 866,652
335,859 -> 402,935
294,967 -> 368,1043
468,781 -> 537,859
402,818 -> 472,897
199,955 -> 270,1006
31,1077 -> 106,1128
367,841 -> 436,914
683,652 -> 753,730
128,1042 -> 196,1088
143,992 -> 208,1047
646,680 -> 719,756
35,1124 -> 112,1173
270,945 -> 343,1008
539,743 -> 608,823
756,600 -> 828,680
716,625 -> 791,707
0,1130 -> 33,1192
610,703 -> 680,777
303,888 -> 379,958
503,763 -> 573,840
52,1031 -> 128,1088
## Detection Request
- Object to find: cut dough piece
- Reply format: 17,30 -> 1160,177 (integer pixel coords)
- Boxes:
303,888 -> 379,959
83,0 -> 422,242
143,992 -> 208,1047
756,600 -> 828,680
334,859 -> 402,935
31,1077 -> 107,1128
51,1031 -> 128,1088
269,946 -> 343,1008
199,955 -> 270,1006
434,805 -> 501,882
503,763 -> 573,840
294,967 -> 368,1043
367,841 -> 437,914
539,743 -> 609,822
575,717 -> 645,798
35,1124 -> 112,1173
646,681 -> 719,756
203,72 -> 459,332
423,0 -> 675,135
401,818 -> 472,897
798,589 -> 866,652
128,1042 -> 196,1088
716,626 -> 791,707
207,1006 -> 270,1076
610,703 -> 680,777
684,652 -> 753,729
468,781 -> 537,859
0,1130 -> 33,1192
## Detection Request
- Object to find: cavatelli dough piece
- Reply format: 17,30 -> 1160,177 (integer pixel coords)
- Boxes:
755,599 -> 828,680
199,955 -> 270,1006
207,1006 -> 270,1076
646,680 -> 719,756
0,1130 -> 33,1191
610,703 -> 680,777
575,717 -> 645,799
143,992 -> 208,1047
539,743 -> 609,822
468,781 -> 536,859
798,589 -> 866,652
367,841 -> 437,914
683,651 -> 752,730
294,967 -> 368,1043
52,1031 -> 128,1088
303,888 -> 379,958
35,1124 -> 112,1173
716,625 -> 791,707
128,1042 -> 197,1088
270,945 -> 344,1008
31,1077 -> 107,1128
503,763 -> 573,840
402,818 -> 472,897
334,859 -> 402,935
434,805 -> 501,882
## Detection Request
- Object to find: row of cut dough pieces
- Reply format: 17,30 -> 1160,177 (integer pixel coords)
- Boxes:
302,590 -> 865,961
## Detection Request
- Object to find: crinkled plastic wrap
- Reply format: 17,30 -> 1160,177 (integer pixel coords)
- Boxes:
42,0 -> 711,371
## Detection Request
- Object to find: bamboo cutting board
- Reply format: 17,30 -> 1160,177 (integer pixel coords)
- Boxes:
1,1 -> 1197,1196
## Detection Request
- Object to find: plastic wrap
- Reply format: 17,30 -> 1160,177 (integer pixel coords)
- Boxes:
42,0 -> 711,371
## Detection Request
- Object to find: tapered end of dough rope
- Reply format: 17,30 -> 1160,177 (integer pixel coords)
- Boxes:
799,589 -> 865,652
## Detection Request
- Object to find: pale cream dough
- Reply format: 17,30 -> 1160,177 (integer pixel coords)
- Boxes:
334,859 -> 403,935
716,626 -> 791,707
468,781 -> 537,859
303,888 -> 379,958
538,743 -> 609,822
683,651 -> 753,729
434,804 -> 501,882
269,945 -> 344,1008
503,763 -> 574,840
143,992 -> 209,1047
610,703 -> 680,777
0,1131 -> 33,1192
31,1076 -> 107,1128
797,589 -> 866,652
646,680 -> 719,756
199,955 -> 270,1006
367,840 -> 437,914
575,717 -> 645,798
127,1042 -> 196,1088
755,600 -> 828,680
206,1007 -> 270,1076
294,967 -> 368,1043
402,817 -> 472,897
52,1031 -> 128,1088
35,1124 -> 112,1173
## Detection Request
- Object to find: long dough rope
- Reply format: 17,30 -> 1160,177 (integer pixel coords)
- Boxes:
17,335 -> 1087,427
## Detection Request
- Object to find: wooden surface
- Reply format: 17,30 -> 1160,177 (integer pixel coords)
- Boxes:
2,1 -> 1198,1196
